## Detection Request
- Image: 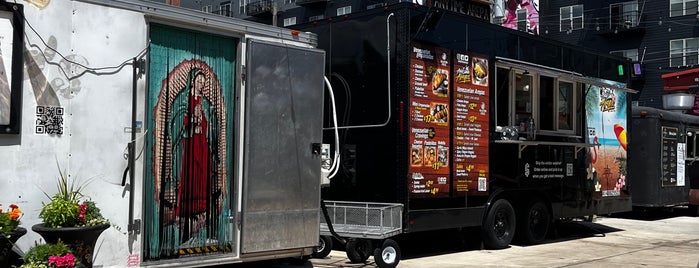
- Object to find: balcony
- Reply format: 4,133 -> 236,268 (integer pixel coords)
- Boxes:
296,0 -> 329,7
246,0 -> 273,16
597,11 -> 645,37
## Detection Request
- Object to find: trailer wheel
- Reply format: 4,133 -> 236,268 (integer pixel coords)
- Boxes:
373,239 -> 400,268
312,236 -> 333,258
519,201 -> 551,244
689,205 -> 699,217
481,199 -> 516,249
345,238 -> 372,263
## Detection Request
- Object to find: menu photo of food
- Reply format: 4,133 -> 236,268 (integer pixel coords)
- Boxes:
424,145 -> 437,167
430,102 -> 449,123
472,57 -> 489,86
438,145 -> 449,167
411,144 -> 424,167
431,69 -> 449,97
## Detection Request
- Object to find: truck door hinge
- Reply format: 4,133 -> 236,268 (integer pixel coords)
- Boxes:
129,219 -> 141,235
241,65 -> 246,86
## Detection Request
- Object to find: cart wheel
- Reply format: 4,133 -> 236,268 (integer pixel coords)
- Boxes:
373,239 -> 401,268
481,199 -> 516,249
312,236 -> 333,258
345,238 -> 372,263
689,205 -> 699,217
518,201 -> 550,244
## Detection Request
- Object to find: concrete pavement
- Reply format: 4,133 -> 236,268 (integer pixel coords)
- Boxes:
307,209 -> 699,268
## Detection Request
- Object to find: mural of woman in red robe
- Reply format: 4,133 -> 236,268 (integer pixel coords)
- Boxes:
152,59 -> 228,249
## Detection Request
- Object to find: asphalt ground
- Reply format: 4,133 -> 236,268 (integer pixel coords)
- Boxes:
226,207 -> 699,268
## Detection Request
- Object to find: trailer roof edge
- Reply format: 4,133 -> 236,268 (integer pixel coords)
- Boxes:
495,57 -> 638,94
74,0 -> 318,46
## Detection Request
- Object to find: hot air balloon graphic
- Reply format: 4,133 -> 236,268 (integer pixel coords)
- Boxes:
614,124 -> 627,151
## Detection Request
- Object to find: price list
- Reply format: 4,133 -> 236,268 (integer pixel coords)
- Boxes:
452,52 -> 490,196
661,126 -> 678,187
408,43 -> 451,198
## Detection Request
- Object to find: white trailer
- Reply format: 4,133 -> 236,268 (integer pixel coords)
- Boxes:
0,0 -> 325,266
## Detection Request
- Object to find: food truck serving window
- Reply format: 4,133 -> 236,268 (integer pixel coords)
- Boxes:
495,66 -> 581,137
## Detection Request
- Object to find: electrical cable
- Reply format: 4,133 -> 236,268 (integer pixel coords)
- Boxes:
323,76 -> 341,179
20,7 -> 148,81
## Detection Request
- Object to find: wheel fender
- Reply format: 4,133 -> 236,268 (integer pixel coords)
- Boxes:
481,188 -> 507,225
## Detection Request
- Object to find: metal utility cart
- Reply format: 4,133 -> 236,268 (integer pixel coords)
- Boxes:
319,201 -> 403,268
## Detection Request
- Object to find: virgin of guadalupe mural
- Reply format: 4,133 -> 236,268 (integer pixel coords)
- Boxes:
152,59 -> 228,251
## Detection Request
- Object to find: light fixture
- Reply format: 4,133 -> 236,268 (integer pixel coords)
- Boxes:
523,70 -> 530,75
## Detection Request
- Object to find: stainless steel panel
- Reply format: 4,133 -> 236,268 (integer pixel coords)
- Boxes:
241,39 -> 324,253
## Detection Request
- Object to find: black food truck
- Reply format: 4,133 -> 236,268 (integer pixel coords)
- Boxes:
295,2 -> 634,267
629,106 -> 699,214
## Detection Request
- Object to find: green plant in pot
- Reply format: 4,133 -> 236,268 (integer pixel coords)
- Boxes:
32,166 -> 109,268
21,240 -> 79,268
1,203 -> 25,267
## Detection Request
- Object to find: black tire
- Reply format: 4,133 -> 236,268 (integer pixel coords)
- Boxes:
373,239 -> 401,268
518,201 -> 551,244
689,205 -> 699,217
481,199 -> 516,249
345,238 -> 372,263
312,236 -> 333,258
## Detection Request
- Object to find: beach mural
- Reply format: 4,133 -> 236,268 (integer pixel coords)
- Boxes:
586,84 -> 628,197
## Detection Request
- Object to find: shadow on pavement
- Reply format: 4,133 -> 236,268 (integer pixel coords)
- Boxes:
611,206 -> 698,221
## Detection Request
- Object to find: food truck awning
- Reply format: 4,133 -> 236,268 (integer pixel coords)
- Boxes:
495,57 -> 638,93
661,68 -> 699,92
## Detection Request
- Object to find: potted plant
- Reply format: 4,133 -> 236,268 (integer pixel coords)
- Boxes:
1,203 -> 25,267
21,240 -> 79,268
32,167 -> 109,268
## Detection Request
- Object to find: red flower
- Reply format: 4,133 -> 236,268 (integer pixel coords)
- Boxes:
78,203 -> 87,224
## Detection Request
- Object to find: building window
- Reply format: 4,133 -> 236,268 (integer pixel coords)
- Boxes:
283,17 -> 297,26
337,6 -> 352,16
285,0 -> 295,4
239,0 -> 246,15
610,49 -> 639,61
220,2 -> 232,16
202,5 -> 213,13
516,9 -> 527,32
560,5 -> 583,32
308,15 -> 324,21
670,38 -> 699,67
670,0 -> 698,17
610,1 -> 639,29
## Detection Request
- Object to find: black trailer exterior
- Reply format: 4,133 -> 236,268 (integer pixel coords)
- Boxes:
295,2 -> 633,261
630,106 -> 699,213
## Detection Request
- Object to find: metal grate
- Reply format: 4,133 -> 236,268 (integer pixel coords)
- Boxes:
321,201 -> 403,239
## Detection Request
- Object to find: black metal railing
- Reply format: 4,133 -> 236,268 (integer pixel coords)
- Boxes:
246,0 -> 273,16
296,0 -> 329,6
609,10 -> 640,30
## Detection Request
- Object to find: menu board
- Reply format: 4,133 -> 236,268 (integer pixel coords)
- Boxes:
661,126 -> 679,187
452,51 -> 490,196
408,43 -> 451,198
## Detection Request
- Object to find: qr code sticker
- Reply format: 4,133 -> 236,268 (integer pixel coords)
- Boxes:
35,106 -> 64,135
478,177 -> 487,191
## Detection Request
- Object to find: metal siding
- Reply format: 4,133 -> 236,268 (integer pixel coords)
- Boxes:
241,39 -> 323,253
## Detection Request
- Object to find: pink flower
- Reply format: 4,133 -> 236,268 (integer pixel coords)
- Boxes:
48,253 -> 76,268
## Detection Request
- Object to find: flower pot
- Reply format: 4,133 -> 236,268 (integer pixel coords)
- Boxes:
32,223 -> 109,268
1,227 -> 27,267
